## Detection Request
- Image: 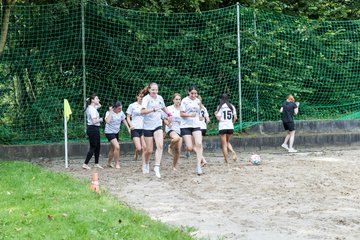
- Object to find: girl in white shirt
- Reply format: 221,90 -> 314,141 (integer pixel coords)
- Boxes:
105,101 -> 130,169
198,95 -> 210,136
180,85 -> 205,175
215,93 -> 238,164
140,82 -> 172,178
126,94 -> 147,173
164,93 -> 182,171
83,93 -> 103,170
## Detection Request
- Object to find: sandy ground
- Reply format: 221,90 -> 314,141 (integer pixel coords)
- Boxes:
38,144 -> 360,240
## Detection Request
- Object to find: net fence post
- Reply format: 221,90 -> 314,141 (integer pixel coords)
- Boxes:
253,0 -> 259,122
236,3 -> 243,131
81,0 -> 87,130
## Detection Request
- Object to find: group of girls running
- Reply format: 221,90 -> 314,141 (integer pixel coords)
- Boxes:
83,82 -> 238,178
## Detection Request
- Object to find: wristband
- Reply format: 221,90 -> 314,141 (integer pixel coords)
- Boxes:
153,108 -> 155,112
167,113 -> 172,117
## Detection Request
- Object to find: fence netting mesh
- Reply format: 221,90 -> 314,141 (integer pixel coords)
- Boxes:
1,0 -> 359,143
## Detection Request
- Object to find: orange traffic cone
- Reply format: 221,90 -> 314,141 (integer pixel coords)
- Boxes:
90,172 -> 100,192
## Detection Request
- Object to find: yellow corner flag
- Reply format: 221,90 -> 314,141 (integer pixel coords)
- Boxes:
64,99 -> 72,122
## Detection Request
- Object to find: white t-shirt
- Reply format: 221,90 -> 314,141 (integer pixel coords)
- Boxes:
199,105 -> 209,130
141,94 -> 165,130
165,105 -> 181,135
86,105 -> 100,126
216,103 -> 237,131
104,111 -> 126,134
180,96 -> 201,128
126,102 -> 144,129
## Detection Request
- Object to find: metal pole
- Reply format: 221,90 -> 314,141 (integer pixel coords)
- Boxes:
253,0 -> 259,122
236,3 -> 243,130
81,0 -> 87,130
256,90 -> 259,122
64,116 -> 68,168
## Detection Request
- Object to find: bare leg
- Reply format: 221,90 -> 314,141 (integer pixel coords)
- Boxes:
220,134 -> 229,164
289,130 -> 296,149
109,139 -> 120,168
148,130 -> 163,178
140,136 -> 147,166
115,143 -> 120,169
226,134 -> 237,161
182,135 -> 194,152
200,134 -> 207,166
167,144 -> 174,157
173,137 -> 182,170
107,144 -> 114,167
153,130 -> 164,166
133,149 -> 138,161
144,137 -> 154,165
283,132 -> 291,146
168,132 -> 181,157
192,131 -> 204,172
132,137 -> 142,161
201,156 -> 207,166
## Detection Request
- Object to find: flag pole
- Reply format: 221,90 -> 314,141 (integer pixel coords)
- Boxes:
64,115 -> 69,168
64,99 -> 72,168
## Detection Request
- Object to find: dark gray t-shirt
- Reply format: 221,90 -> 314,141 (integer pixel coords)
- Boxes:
282,101 -> 297,123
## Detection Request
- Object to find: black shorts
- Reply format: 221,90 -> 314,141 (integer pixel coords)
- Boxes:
131,129 -> 143,138
201,129 -> 207,136
283,122 -> 295,131
105,133 -> 119,142
168,130 -> 181,137
143,126 -> 162,137
181,127 -> 201,136
219,129 -> 234,135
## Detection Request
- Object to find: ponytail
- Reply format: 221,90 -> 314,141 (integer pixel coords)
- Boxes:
217,93 -> 233,113
84,93 -> 97,111
139,82 -> 158,98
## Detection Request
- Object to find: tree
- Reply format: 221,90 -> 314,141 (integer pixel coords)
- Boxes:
0,0 -> 16,54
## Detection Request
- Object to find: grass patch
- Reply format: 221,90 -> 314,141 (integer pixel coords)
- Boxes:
0,161 -> 195,240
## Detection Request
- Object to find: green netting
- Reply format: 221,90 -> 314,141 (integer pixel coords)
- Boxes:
1,0 -> 360,144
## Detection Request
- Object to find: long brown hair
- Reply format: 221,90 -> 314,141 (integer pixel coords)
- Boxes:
139,82 -> 158,97
217,93 -> 234,113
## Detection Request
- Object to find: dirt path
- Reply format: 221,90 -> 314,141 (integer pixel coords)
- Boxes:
39,145 -> 360,240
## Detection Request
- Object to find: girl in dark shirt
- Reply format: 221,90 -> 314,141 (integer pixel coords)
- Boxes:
280,94 -> 299,153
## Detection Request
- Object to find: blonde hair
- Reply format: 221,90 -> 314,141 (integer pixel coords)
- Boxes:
172,93 -> 181,100
287,94 -> 295,102
198,95 -> 204,108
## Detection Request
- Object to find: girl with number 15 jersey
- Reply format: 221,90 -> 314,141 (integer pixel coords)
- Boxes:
215,93 -> 238,164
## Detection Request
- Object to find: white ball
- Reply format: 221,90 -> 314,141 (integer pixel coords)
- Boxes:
250,154 -> 262,165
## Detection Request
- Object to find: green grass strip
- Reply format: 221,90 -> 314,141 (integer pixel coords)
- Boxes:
0,161 -> 195,240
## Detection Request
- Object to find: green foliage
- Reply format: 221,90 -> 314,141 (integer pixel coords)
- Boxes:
0,161 -> 194,239
0,125 -> 16,144
0,0 -> 360,144
88,0 -> 360,20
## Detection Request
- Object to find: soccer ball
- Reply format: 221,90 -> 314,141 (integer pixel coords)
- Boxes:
250,154 -> 262,165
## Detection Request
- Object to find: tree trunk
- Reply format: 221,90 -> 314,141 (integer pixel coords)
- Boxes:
0,0 -> 15,55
